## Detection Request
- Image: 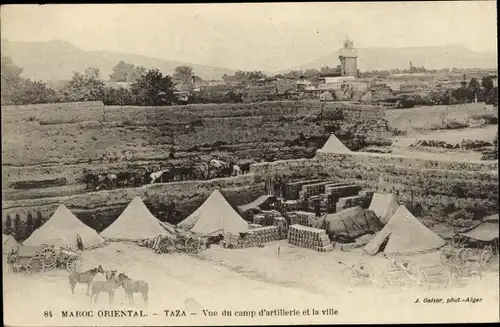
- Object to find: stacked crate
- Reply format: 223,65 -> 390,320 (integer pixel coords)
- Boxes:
299,181 -> 333,200
285,179 -> 324,200
280,199 -> 301,213
359,190 -> 375,208
249,223 -> 263,229
335,195 -> 364,212
253,214 -> 266,225
261,210 -> 281,226
229,226 -> 284,249
325,184 -> 362,213
293,211 -> 316,226
287,224 -> 333,252
286,211 -> 299,225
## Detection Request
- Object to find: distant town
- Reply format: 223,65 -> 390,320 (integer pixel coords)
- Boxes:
1,36 -> 498,109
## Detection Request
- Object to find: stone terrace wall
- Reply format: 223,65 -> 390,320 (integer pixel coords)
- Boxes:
2,101 -> 389,197
2,175 -> 263,234
251,152 -> 498,215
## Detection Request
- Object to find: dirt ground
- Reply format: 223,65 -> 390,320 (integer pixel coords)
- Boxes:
3,241 -> 499,326
387,125 -> 497,162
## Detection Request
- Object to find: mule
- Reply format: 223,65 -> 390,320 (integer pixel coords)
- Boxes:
232,164 -> 241,176
117,273 -> 149,306
90,270 -> 120,304
69,264 -> 105,295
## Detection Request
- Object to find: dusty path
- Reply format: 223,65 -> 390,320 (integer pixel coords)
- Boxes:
3,242 -> 499,326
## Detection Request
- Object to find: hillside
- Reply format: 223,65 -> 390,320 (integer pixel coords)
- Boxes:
1,39 -> 237,81
288,45 -> 498,71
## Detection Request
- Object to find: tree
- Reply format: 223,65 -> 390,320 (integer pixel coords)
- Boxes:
109,61 -> 146,82
13,80 -> 58,104
60,68 -> 106,102
26,212 -> 34,236
130,69 -> 175,105
35,211 -> 43,229
4,215 -> 12,235
13,214 -> 22,241
172,66 -> 194,83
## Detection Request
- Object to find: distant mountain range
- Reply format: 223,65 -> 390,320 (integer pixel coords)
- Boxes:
1,39 -> 237,81
2,39 -> 497,82
287,45 -> 497,72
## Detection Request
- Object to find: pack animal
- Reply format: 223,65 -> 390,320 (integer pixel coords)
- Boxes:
69,264 -> 105,295
117,273 -> 149,306
89,270 -> 120,304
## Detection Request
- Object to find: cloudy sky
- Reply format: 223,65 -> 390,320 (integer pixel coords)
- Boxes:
1,2 -> 497,71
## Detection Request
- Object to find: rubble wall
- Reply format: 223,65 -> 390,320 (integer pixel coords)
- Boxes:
250,152 -> 499,214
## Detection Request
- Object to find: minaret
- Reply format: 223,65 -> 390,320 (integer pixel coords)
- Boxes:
339,35 -> 358,77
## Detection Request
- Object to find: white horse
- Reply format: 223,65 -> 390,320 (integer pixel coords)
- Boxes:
232,165 -> 241,176
149,170 -> 171,184
209,159 -> 228,169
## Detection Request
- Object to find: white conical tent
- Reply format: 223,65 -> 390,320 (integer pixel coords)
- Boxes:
178,189 -> 249,235
100,196 -> 168,241
2,234 -> 19,253
320,133 -> 352,154
364,205 -> 445,255
23,204 -> 104,249
368,193 -> 399,224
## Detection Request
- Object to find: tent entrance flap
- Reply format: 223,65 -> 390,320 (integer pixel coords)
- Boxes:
377,233 -> 392,253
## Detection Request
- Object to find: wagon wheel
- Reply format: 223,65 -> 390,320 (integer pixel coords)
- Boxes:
341,266 -> 357,287
39,247 -> 57,270
185,237 -> 201,253
27,257 -> 44,275
451,235 -> 462,248
157,237 -> 175,254
479,248 -> 493,271
462,248 -> 476,264
468,262 -> 482,280
440,248 -> 453,265
66,256 -> 80,272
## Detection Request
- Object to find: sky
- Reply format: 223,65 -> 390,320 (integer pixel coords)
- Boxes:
1,2 -> 497,72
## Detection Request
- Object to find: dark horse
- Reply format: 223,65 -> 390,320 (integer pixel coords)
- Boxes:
117,273 -> 149,306
69,264 -> 105,295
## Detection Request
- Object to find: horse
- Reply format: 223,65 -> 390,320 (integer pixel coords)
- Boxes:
149,169 -> 170,184
90,270 -> 120,305
117,273 -> 149,306
69,264 -> 105,295
209,159 -> 228,169
232,164 -> 241,176
239,163 -> 251,175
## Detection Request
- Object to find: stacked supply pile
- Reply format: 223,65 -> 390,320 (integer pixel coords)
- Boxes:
288,224 -> 333,252
253,214 -> 266,225
293,211 -> 317,226
261,210 -> 281,226
274,217 -> 289,239
230,226 -> 283,249
336,195 -> 365,212
299,181 -> 334,200
281,200 -> 301,213
359,190 -> 375,208
285,179 -> 324,200
287,212 -> 299,225
249,224 -> 263,229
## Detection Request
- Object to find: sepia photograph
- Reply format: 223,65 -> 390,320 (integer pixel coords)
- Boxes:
1,2 -> 499,326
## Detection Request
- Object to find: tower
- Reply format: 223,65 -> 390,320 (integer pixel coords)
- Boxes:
339,35 -> 358,77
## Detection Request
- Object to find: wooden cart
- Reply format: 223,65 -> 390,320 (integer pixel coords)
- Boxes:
418,264 -> 452,290
383,256 -> 421,290
7,245 -> 82,274
339,261 -> 379,287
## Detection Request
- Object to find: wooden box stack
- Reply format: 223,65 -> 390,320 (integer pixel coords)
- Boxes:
325,184 -> 362,198
253,214 -> 266,225
299,181 -> 332,200
261,210 -> 282,226
286,212 -> 299,225
335,195 -> 364,212
287,224 -> 333,252
231,226 -> 283,249
285,179 -> 324,200
293,211 -> 316,226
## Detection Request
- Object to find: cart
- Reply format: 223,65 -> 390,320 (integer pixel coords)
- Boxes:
418,264 -> 452,290
440,246 -> 468,265
442,236 -> 495,270
7,245 -> 82,274
338,261 -> 380,287
383,256 -> 421,290
449,261 -> 482,285
57,247 -> 83,272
